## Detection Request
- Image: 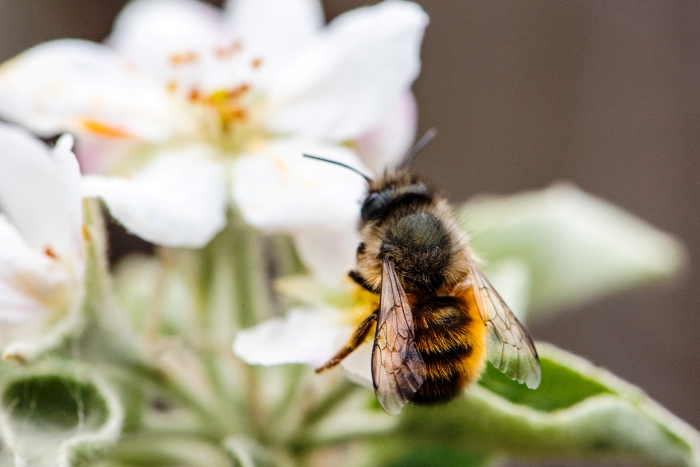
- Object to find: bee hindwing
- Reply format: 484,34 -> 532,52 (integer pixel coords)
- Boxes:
467,257 -> 541,389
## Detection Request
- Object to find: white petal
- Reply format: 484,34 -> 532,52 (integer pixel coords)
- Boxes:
0,216 -> 72,323
74,135 -> 143,175
52,135 -> 83,256
231,139 -> 366,231
0,214 -> 84,361
110,0 -> 274,94
224,0 -> 323,62
355,92 -> 418,174
233,308 -> 352,368
264,1 -> 428,141
0,39 -> 186,141
292,226 -> 359,287
82,146 -> 227,248
109,0 -> 224,79
341,340 -> 373,388
0,124 -> 82,259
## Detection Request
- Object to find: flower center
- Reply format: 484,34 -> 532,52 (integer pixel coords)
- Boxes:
167,42 -> 269,156
186,83 -> 265,154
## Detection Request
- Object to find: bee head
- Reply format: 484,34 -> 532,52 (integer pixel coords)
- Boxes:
361,171 -> 434,222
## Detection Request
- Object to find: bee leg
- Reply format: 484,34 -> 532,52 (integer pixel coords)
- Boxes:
349,270 -> 376,292
315,311 -> 378,373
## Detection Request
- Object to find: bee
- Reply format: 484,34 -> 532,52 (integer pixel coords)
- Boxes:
305,132 -> 541,415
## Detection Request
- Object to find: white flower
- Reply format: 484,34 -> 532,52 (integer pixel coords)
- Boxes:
0,0 -> 427,248
233,277 -> 379,387
0,123 -> 85,360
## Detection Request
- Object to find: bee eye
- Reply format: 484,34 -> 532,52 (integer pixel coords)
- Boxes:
363,193 -> 379,208
361,193 -> 381,219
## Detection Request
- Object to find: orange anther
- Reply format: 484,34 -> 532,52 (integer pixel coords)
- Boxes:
44,246 -> 57,259
189,88 -> 201,102
82,119 -> 129,138
171,51 -> 198,65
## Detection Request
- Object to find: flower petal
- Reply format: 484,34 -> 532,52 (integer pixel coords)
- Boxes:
52,135 -> 84,255
82,146 -> 227,248
264,0 -> 428,141
108,0 -> 224,78
0,39 -> 186,141
340,339 -> 373,388
224,0 -> 324,62
0,215 -> 84,361
0,216 -> 69,322
0,124 -> 82,259
74,135 -> 143,175
110,0 -> 279,94
355,92 -> 418,174
292,226 -> 359,287
231,139 -> 367,231
233,308 -> 352,368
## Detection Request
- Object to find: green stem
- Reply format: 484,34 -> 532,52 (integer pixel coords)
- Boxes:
229,210 -> 272,329
272,365 -> 306,421
142,247 -> 175,344
104,432 -> 233,467
188,210 -> 275,436
227,211 -> 274,436
300,380 -> 359,429
124,361 -> 230,441
81,198 -> 111,312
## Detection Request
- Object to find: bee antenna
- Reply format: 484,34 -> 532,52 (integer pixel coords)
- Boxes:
400,127 -> 437,169
303,154 -> 372,182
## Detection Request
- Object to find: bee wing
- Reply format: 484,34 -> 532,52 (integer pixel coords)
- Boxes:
468,257 -> 541,389
371,258 -> 426,415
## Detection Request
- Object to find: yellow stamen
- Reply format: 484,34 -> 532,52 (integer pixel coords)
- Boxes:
170,52 -> 198,65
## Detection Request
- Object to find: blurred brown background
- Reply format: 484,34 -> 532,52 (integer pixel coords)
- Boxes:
1,0 -> 698,463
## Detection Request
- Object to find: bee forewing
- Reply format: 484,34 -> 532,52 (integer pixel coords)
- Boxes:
371,258 -> 427,414
468,257 -> 542,389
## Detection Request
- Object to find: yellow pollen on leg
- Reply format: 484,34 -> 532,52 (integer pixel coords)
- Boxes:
348,285 -> 380,336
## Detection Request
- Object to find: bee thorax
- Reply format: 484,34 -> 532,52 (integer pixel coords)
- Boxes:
379,211 -> 454,291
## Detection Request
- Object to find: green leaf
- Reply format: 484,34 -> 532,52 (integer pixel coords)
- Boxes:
0,362 -> 123,467
394,344 -> 700,466
458,183 -> 686,317
376,443 -> 495,467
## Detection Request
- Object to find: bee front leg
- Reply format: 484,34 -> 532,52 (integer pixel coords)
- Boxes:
315,311 -> 378,373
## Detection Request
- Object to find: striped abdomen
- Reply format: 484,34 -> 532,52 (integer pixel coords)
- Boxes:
410,293 -> 487,404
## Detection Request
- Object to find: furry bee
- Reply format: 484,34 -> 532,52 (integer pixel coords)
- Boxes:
307,138 -> 541,415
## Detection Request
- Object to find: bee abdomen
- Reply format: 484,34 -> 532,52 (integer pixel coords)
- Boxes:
410,295 -> 487,404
